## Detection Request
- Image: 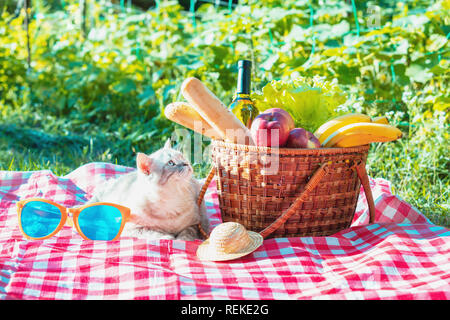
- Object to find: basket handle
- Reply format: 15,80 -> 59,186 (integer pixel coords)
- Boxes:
259,159 -> 376,239
196,166 -> 216,239
259,162 -> 330,238
354,161 -> 376,224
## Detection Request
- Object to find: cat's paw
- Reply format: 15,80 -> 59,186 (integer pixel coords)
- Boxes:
138,230 -> 175,241
176,227 -> 199,241
157,233 -> 176,240
122,225 -> 175,241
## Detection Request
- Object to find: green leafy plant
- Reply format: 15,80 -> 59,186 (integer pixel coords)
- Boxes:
251,76 -> 348,132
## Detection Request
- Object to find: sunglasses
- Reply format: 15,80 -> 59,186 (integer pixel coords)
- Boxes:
16,198 -> 130,241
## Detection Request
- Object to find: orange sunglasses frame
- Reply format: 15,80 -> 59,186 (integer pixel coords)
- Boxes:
17,198 -> 131,241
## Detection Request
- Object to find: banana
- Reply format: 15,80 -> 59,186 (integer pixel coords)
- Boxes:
322,122 -> 403,148
314,113 -> 372,144
372,116 -> 389,124
332,133 -> 396,147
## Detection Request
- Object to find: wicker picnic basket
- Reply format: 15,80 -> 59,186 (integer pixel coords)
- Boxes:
197,140 -> 376,239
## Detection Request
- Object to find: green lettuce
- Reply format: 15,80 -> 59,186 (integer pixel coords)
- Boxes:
251,76 -> 348,133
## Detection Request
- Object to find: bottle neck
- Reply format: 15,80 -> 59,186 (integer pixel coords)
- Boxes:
236,65 -> 251,95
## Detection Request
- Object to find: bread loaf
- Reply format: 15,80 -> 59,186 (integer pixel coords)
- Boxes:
164,102 -> 222,140
181,77 -> 254,145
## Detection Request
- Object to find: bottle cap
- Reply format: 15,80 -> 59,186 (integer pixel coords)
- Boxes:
238,60 -> 252,69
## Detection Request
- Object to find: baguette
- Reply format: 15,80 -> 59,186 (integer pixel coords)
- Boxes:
181,77 -> 255,146
164,102 -> 222,140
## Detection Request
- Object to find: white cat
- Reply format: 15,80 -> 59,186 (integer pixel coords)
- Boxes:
88,139 -> 209,241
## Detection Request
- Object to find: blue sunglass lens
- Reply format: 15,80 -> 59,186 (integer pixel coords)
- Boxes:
21,201 -> 62,238
77,205 -> 122,240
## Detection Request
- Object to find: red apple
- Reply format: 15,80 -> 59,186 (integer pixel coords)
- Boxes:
263,108 -> 295,131
286,128 -> 321,148
250,110 -> 292,147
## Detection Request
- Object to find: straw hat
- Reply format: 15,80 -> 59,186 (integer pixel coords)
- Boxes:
196,222 -> 263,261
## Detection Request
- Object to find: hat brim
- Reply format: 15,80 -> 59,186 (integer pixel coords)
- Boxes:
196,231 -> 263,262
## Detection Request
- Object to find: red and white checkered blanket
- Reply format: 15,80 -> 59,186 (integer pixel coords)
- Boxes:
0,162 -> 449,299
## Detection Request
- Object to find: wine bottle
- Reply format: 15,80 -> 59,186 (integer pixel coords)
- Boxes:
229,60 -> 259,128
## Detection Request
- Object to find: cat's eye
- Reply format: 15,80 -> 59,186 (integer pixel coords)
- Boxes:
167,160 -> 176,166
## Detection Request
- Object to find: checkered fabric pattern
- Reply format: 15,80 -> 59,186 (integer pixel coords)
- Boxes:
1,162 -> 449,300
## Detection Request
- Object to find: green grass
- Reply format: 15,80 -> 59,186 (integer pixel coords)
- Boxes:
367,135 -> 449,228
0,118 -> 117,176
366,107 -> 449,227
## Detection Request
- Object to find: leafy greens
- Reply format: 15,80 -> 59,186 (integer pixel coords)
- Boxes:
251,76 -> 348,133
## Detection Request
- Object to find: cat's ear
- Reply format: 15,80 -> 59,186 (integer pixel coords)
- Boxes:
164,138 -> 171,149
136,153 -> 153,175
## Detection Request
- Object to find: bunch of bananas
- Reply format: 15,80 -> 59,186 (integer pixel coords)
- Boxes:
314,114 -> 403,148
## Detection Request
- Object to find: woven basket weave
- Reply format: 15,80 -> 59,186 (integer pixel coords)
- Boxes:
197,140 -> 375,239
